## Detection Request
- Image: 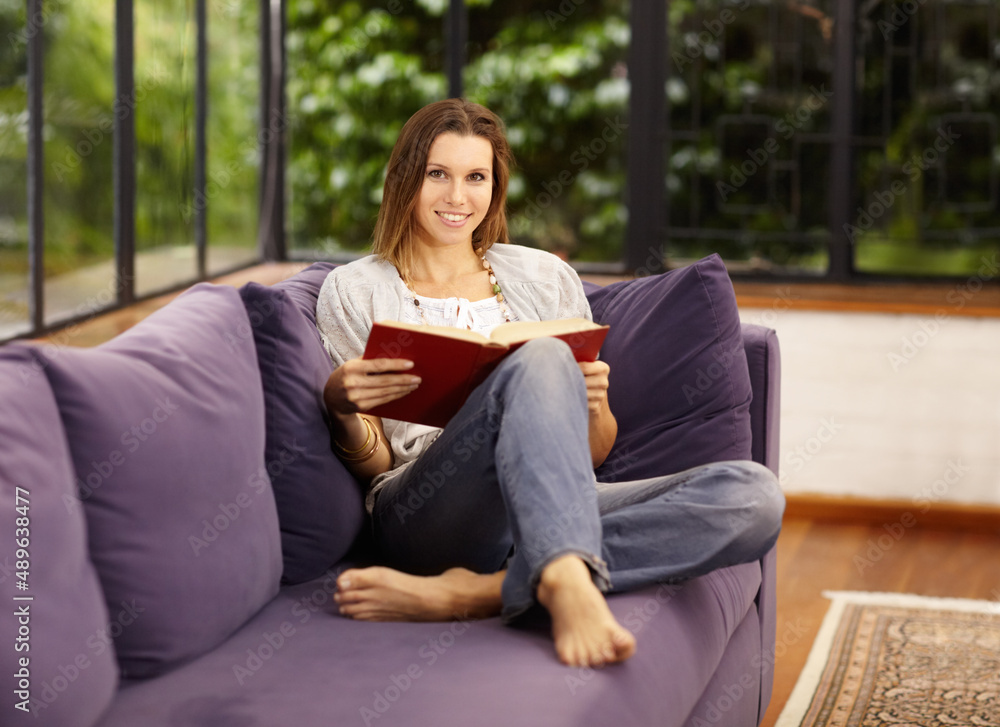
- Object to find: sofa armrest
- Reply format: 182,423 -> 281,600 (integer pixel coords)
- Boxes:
741,322 -> 781,724
741,323 -> 781,476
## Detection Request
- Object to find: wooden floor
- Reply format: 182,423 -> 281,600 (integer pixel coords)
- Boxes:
759,515 -> 1000,726
732,277 -> 1000,318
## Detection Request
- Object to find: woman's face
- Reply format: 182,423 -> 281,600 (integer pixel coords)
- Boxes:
412,132 -> 494,251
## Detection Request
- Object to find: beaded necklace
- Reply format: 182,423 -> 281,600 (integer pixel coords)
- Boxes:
400,248 -> 512,329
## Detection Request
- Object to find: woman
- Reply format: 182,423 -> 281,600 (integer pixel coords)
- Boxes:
317,99 -> 783,668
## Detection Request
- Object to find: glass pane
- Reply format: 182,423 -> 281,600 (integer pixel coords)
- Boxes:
41,0 -> 117,329
464,0 -> 630,264
665,0 -> 835,274
135,0 -> 197,296
853,0 -> 1000,276
0,0 -> 29,339
207,0 -> 260,274
286,0 -> 446,257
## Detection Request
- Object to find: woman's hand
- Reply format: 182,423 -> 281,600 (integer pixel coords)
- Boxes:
322,358 -> 418,481
323,358 -> 421,421
578,360 -> 617,468
578,360 -> 611,414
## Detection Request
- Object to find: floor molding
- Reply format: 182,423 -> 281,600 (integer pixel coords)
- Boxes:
783,492 -> 1000,532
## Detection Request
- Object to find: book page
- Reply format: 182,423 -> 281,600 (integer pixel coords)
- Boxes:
372,319 -> 492,345
488,318 -> 606,346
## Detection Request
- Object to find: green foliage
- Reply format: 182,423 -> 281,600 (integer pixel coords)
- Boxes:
3,0 -> 997,283
205,0 -> 261,255
665,0 -> 998,275
44,0 -> 116,267
0,0 -> 29,258
0,0 -> 260,279
463,1 -> 629,260
848,0 -> 999,274
286,0 -> 629,260
286,0 -> 446,254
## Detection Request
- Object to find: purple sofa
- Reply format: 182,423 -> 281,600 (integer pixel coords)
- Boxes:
0,253 -> 781,727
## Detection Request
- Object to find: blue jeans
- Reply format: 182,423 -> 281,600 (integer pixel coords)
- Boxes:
370,338 -> 785,622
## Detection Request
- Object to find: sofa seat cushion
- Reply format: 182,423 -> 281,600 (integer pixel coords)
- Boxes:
95,560 -> 761,727
0,347 -> 119,727
239,273 -> 365,585
24,284 -> 282,679
586,254 -> 753,481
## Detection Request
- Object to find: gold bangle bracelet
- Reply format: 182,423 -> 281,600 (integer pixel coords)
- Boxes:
333,417 -> 373,455
339,431 -> 381,463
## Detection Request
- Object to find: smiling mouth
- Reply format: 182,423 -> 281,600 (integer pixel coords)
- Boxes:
437,211 -> 470,223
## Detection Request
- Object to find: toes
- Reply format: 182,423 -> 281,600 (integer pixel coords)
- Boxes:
338,602 -> 385,621
337,566 -> 390,593
336,569 -> 361,592
334,588 -> 372,605
337,601 -> 365,618
598,643 -> 616,666
604,630 -> 636,664
615,632 -> 637,661
557,638 -> 610,669
556,629 -> 636,668
588,639 -> 618,668
558,642 -> 583,668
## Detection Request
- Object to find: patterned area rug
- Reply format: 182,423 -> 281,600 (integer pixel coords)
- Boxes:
776,591 -> 1000,727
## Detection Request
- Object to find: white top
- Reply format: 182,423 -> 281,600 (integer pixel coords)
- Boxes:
315,243 -> 592,512
410,292 -> 516,334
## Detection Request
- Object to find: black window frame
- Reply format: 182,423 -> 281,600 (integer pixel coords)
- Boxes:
9,0 -> 998,344
9,0 -> 277,344
279,0 -> 997,284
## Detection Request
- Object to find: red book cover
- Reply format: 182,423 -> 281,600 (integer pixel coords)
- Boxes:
362,319 -> 609,428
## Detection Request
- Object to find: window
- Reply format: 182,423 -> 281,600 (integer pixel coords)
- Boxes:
285,0 -> 997,280
1,0 -> 264,344
852,0 -> 1000,276
134,0 -> 198,296
0,0 -> 30,340
206,0 -> 262,274
665,0 -> 836,275
659,0 -> 999,279
4,0 -> 997,344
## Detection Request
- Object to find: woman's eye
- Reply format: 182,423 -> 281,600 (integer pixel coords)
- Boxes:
469,173 -> 485,182
428,169 -> 444,178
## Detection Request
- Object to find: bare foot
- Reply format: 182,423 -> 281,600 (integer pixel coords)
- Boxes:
536,555 -> 636,667
334,566 -> 504,622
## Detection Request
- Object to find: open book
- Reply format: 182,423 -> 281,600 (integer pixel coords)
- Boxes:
362,318 -> 610,428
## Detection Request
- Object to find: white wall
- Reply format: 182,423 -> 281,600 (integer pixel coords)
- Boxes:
739,305 -> 1000,507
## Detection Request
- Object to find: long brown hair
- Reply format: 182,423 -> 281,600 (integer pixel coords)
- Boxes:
371,99 -> 513,276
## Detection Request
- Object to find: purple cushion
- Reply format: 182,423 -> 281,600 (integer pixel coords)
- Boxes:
272,262 -> 336,324
0,347 -> 119,726
27,284 -> 282,678
587,254 -> 752,481
239,273 -> 364,585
